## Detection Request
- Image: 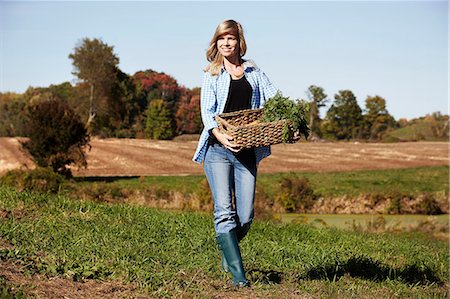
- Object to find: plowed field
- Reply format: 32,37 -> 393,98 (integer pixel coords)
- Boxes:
0,137 -> 448,176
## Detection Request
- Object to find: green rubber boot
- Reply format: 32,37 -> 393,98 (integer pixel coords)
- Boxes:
221,223 -> 251,273
216,229 -> 249,287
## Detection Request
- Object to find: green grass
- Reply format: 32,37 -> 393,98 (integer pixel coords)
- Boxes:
0,186 -> 448,297
260,165 -> 449,198
74,166 -> 449,199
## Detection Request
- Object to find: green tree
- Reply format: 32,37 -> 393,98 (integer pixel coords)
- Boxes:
323,90 -> 363,140
68,38 -> 119,129
363,95 -> 397,140
145,99 -> 174,140
96,69 -> 139,138
306,85 -> 328,138
21,99 -> 90,177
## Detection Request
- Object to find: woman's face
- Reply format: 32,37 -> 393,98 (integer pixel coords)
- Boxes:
217,33 -> 239,59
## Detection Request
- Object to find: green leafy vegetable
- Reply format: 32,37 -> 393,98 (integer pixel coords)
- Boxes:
262,92 -> 310,142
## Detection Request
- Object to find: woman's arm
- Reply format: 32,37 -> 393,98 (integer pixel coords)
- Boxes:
200,72 -> 219,132
200,72 -> 241,152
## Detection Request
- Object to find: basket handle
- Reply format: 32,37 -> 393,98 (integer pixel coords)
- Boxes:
215,115 -> 236,131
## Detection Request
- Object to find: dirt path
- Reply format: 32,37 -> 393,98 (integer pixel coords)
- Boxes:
0,137 -> 448,176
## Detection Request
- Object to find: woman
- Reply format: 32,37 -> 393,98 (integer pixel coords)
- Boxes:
192,20 -> 277,287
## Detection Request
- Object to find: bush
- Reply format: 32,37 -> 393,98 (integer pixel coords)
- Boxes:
21,99 -> 90,177
276,176 -> 316,212
386,191 -> 411,214
193,179 -> 213,211
0,167 -> 65,193
385,191 -> 444,215
417,193 -> 443,215
73,182 -> 124,202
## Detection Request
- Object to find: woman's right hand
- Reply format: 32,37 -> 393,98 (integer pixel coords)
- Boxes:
212,128 -> 241,153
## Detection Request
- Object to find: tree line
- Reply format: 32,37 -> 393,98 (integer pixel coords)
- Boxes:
0,38 -> 447,142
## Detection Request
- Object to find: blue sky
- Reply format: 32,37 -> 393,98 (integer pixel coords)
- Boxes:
0,1 -> 448,120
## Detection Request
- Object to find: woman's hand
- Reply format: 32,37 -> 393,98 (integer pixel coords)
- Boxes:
212,128 -> 241,153
293,131 -> 301,141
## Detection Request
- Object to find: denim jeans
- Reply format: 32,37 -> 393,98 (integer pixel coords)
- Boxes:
204,143 -> 257,238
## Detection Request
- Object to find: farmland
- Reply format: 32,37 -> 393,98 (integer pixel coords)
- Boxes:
0,137 -> 448,176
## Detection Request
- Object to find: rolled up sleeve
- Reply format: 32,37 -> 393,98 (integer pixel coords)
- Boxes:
200,73 -> 219,131
260,70 -> 278,105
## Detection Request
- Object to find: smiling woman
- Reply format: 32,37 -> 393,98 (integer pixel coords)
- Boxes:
192,19 -> 278,288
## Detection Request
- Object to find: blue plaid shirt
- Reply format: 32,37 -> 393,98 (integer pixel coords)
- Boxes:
192,60 -> 278,164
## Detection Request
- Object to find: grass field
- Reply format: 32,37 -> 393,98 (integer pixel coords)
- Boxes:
0,186 -> 448,298
75,165 -> 449,198
257,165 -> 449,198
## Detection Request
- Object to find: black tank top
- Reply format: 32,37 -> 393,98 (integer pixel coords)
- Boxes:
223,75 -> 252,112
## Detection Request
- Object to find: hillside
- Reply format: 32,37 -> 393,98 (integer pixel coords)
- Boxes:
385,115 -> 449,141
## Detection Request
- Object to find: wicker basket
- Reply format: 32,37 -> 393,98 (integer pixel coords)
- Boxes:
215,108 -> 294,148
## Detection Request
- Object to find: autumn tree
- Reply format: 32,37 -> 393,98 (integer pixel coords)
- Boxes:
133,70 -> 184,136
306,85 -> 328,138
363,95 -> 397,140
145,99 -> 174,140
323,90 -> 363,140
175,87 -> 202,134
68,38 -> 119,129
133,70 -> 182,114
21,99 -> 90,177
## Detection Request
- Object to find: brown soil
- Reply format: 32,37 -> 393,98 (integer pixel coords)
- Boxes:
0,137 -> 448,176
0,262 -> 151,299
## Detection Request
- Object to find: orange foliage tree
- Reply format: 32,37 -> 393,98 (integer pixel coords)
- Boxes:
175,87 -> 202,134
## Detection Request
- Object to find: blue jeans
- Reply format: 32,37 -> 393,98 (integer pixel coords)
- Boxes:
204,143 -> 257,238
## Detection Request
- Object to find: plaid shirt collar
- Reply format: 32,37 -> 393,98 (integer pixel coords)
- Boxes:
219,59 -> 257,74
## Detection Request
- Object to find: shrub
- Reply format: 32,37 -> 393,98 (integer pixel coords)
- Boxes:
254,185 -> 276,220
73,182 -> 124,202
193,179 -> 213,211
21,99 -> 90,177
386,191 -> 411,214
381,135 -> 400,143
0,167 -> 65,193
276,176 -> 316,212
417,193 -> 443,215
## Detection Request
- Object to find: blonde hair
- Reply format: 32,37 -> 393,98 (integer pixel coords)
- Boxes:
204,20 -> 247,76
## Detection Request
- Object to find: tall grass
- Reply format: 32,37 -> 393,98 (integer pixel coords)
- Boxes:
0,186 -> 448,297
